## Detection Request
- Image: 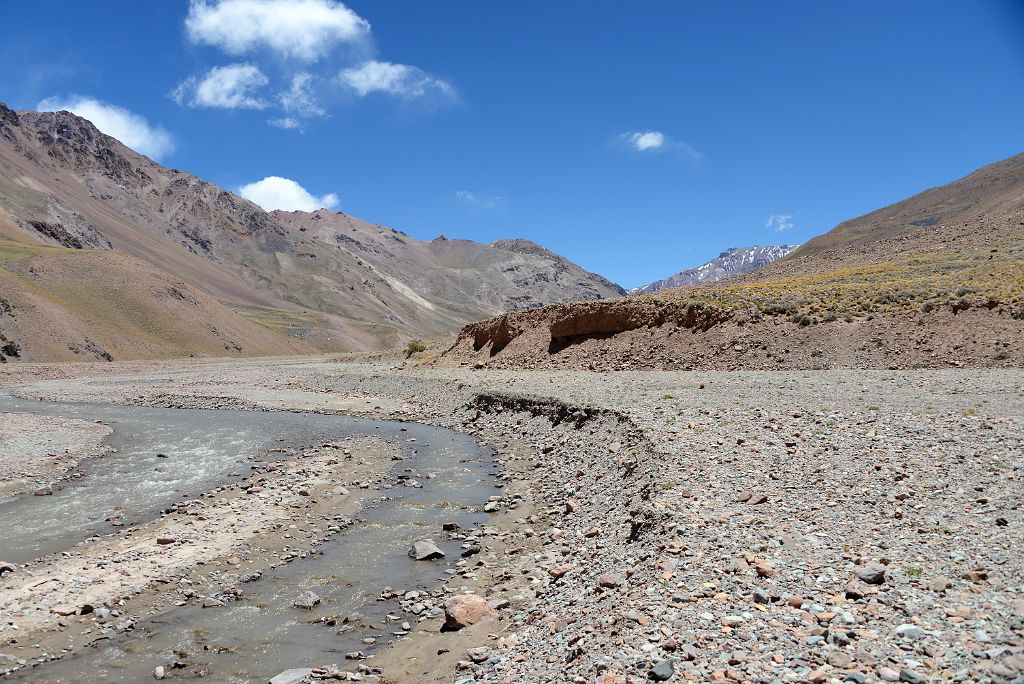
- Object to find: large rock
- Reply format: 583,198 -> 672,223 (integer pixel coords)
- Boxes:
269,669 -> 314,684
0,561 -> 15,577
649,658 -> 675,681
857,564 -> 888,585
409,539 -> 445,561
292,591 -> 321,609
443,594 -> 496,630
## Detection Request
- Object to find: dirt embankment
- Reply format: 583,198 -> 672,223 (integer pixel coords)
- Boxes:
438,296 -> 1024,371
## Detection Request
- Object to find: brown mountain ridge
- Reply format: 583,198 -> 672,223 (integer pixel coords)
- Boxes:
0,103 -> 623,362
440,152 -> 1024,371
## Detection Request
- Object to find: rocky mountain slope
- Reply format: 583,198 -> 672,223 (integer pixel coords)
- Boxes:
0,103 -> 623,361
631,245 -> 797,294
795,152 -> 1024,259
439,152 -> 1024,371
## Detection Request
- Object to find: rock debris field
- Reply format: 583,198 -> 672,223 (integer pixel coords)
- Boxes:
0,359 -> 1021,683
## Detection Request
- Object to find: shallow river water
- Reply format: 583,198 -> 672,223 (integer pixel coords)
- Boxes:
0,391 -> 499,682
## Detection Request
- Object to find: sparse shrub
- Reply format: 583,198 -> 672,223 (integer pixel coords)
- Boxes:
0,341 -> 19,357
403,340 -> 428,358
906,566 -> 924,577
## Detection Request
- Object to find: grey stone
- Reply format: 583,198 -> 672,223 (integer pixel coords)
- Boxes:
857,564 -> 888,585
649,658 -> 675,681
269,668 -> 314,684
409,539 -> 445,561
899,669 -> 925,684
894,624 -> 924,640
292,591 -> 321,609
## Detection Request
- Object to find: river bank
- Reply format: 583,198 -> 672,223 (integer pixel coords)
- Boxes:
0,409 -> 111,505
2,358 -> 1023,683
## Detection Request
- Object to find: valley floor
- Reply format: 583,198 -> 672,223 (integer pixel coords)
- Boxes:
1,358 -> 1022,683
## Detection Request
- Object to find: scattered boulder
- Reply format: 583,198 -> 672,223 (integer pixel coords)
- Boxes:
597,572 -> 625,589
857,564 -> 888,585
269,668 -> 315,684
409,539 -> 445,561
292,591 -> 321,609
649,657 -> 675,681
444,594 -> 496,630
467,646 -> 490,663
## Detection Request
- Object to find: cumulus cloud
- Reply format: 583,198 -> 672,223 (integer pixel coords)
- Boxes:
766,213 -> 794,231
185,0 -> 370,62
36,95 -> 174,160
340,60 -> 453,98
239,176 -> 339,211
455,190 -> 500,209
619,130 -> 702,161
173,63 -> 269,109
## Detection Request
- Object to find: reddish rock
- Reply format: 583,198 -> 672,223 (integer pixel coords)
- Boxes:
597,572 -> 625,589
443,594 -> 496,630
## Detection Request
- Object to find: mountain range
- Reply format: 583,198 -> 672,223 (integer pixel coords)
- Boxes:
0,104 -> 623,362
631,245 -> 797,294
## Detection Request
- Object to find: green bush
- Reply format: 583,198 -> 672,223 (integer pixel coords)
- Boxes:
404,340 -> 427,357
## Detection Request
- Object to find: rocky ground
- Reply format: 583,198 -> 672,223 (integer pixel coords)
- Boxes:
1,358 -> 1022,683
0,412 -> 111,503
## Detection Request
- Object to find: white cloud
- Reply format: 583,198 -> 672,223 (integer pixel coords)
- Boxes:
36,95 -> 174,160
279,73 -> 324,117
340,60 -> 453,98
619,130 -> 702,161
239,176 -> 339,211
268,116 -> 301,129
173,63 -> 269,109
185,0 -> 370,62
455,190 -> 500,209
627,131 -> 665,151
766,213 -> 794,231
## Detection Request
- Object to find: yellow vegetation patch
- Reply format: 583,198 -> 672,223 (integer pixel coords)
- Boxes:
647,241 -> 1024,321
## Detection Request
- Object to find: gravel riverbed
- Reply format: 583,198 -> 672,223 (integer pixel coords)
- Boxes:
1,359 -> 1021,683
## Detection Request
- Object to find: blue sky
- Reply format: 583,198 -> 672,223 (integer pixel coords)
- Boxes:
2,1 -> 1023,288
